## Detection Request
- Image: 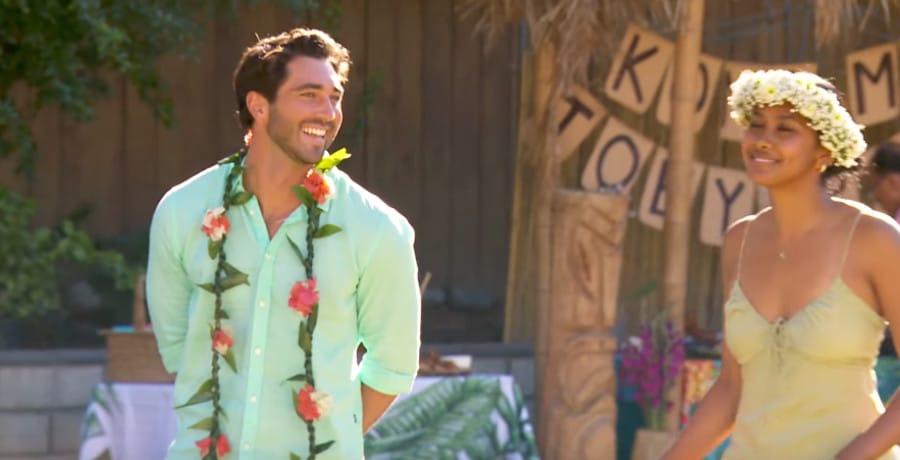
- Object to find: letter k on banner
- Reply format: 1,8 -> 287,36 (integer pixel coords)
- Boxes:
604,24 -> 673,114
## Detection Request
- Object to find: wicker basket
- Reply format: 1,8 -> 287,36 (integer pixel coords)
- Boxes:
100,274 -> 176,383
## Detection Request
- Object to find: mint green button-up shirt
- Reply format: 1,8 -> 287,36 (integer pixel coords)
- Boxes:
146,160 -> 421,459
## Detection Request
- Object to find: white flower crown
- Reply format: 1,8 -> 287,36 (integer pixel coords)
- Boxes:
727,69 -> 867,169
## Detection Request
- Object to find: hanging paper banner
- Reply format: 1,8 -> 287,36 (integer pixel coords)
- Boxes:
656,53 -> 724,132
604,24 -> 674,114
638,149 -> 707,230
580,117 -> 654,194
550,85 -> 608,159
699,167 -> 756,246
845,43 -> 900,126
719,61 -> 818,142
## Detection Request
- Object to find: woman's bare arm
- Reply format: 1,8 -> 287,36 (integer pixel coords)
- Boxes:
661,218 -> 751,460
836,213 -> 900,459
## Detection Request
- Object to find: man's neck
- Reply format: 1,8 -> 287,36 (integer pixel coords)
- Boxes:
242,143 -> 313,218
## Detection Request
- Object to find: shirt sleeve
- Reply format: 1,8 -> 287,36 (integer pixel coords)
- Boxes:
146,197 -> 193,373
356,215 -> 421,395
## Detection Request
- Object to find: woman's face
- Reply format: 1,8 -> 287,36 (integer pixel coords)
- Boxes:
740,104 -> 831,187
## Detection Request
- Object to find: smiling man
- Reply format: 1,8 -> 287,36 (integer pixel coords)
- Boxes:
146,28 -> 421,459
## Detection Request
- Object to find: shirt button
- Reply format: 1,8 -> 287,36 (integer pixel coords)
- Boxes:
250,395 -> 257,403
258,300 -> 266,308
243,443 -> 251,451
265,253 -> 272,260
249,209 -> 256,216
254,348 -> 261,356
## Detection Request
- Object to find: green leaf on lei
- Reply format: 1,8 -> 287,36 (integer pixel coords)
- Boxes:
307,305 -> 318,334
298,321 -> 312,353
289,453 -> 303,460
286,236 -> 306,265
285,373 -> 307,383
198,283 -> 216,293
313,440 -> 335,454
291,184 -> 317,209
208,239 -> 223,259
187,417 -> 214,431
230,191 -> 253,206
218,150 -> 243,165
313,224 -> 342,239
315,148 -> 351,172
223,349 -> 237,373
291,388 -> 301,417
175,378 -> 215,409
218,261 -> 249,291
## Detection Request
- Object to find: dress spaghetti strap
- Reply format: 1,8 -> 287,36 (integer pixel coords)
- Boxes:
838,210 -> 864,269
735,217 -> 753,279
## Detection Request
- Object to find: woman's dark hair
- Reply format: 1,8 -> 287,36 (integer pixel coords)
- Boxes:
232,28 -> 351,130
809,78 -> 864,194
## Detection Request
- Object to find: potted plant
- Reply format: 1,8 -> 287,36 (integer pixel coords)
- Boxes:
620,308 -> 685,460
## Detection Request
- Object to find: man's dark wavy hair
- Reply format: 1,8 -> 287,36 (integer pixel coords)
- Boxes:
233,28 -> 351,130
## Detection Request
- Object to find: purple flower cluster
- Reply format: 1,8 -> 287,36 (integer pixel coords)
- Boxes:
620,315 -> 685,430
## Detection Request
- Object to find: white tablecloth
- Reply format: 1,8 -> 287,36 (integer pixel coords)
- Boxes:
80,375 -> 538,460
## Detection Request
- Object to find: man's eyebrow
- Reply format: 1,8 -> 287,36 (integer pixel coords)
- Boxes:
287,83 -> 343,94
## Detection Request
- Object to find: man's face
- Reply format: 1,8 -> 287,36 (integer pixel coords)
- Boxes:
266,56 -> 344,166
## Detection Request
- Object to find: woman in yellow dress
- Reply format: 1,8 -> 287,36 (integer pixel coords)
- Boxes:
662,69 -> 900,460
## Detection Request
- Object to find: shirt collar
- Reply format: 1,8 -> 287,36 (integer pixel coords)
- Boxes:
229,158 -> 335,216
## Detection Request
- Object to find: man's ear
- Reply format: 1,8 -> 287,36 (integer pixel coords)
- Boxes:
246,91 -> 269,122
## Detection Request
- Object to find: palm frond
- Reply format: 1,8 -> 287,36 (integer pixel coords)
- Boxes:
364,377 -> 505,459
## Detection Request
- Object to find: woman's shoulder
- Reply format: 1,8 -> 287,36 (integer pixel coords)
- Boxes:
833,198 -> 899,235
834,198 -> 900,254
724,209 -> 768,243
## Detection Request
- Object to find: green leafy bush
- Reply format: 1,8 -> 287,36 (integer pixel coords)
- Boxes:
0,187 -> 135,320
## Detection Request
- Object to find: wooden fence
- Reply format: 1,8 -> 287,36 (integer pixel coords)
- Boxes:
0,0 -> 521,313
7,0 -> 899,339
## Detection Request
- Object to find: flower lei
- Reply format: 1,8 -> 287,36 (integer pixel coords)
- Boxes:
727,69 -> 867,169
178,135 -> 351,460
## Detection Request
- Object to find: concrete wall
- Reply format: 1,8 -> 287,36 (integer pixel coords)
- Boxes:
0,350 -> 105,460
0,343 -> 535,459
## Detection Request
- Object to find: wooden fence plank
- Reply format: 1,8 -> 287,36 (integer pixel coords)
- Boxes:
391,0 -> 424,231
363,0 -> 397,198
419,0 -> 455,290
449,4 -> 483,292
479,27 -> 515,298
330,0 -> 368,181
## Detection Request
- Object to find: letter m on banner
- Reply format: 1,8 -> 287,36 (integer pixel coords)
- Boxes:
846,43 -> 900,126
604,24 -> 674,114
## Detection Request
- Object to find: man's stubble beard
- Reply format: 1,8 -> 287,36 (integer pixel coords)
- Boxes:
266,110 -> 332,168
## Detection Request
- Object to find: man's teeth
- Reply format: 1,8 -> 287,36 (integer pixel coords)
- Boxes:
753,157 -> 777,163
303,127 -> 326,137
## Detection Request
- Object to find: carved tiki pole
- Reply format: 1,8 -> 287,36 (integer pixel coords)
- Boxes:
536,189 -> 629,460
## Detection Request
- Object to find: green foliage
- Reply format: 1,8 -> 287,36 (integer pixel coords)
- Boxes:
0,187 -> 135,319
364,377 -> 509,460
0,0 -> 340,176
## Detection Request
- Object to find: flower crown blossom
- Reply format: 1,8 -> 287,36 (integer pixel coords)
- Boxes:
727,69 -> 867,169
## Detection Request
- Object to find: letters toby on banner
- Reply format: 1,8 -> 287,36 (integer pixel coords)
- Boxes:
638,149 -> 707,230
550,85 -> 608,159
846,43 -> 900,126
699,167 -> 755,246
604,24 -> 674,114
656,53 -> 723,132
719,61 -> 818,142
581,116 -> 654,194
